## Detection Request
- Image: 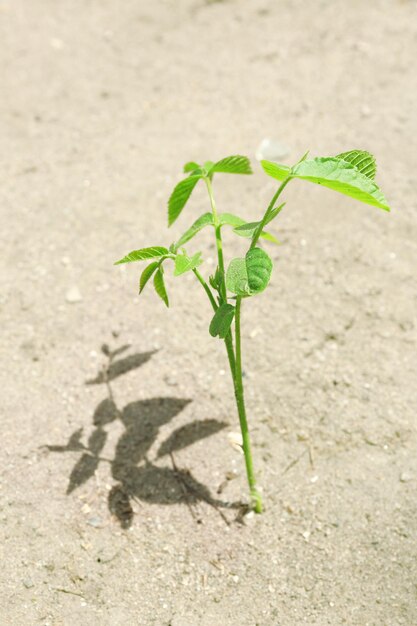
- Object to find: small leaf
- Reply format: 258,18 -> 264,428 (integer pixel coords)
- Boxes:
174,252 -> 203,276
183,161 -> 200,173
246,248 -> 273,294
139,261 -> 159,294
233,222 -> 280,244
336,150 -> 376,179
209,303 -> 235,338
174,213 -> 214,250
261,157 -> 390,211
265,202 -> 285,225
226,248 -> 273,296
153,268 -> 169,307
209,155 -> 252,175
219,213 -> 277,242
115,246 -> 168,265
168,174 -> 201,226
226,258 -> 249,296
219,213 -> 246,228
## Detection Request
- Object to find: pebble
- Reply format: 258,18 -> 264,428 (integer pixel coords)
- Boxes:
87,516 -> 104,528
256,138 -> 290,161
66,286 -> 82,303
22,578 -> 34,589
400,472 -> 412,483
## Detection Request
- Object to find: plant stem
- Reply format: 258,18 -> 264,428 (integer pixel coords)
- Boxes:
233,296 -> 262,513
250,176 -> 291,249
193,268 -> 218,312
205,177 -> 227,303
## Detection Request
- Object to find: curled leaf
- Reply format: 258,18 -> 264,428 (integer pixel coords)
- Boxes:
209,303 -> 235,338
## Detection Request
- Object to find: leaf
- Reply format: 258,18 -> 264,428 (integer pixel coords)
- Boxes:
156,419 -> 228,458
139,261 -> 159,294
209,155 -> 252,175
265,202 -> 285,225
114,246 -> 168,265
209,303 -> 235,338
261,157 -> 390,211
336,150 -> 376,179
233,222 -> 280,244
226,248 -> 273,296
183,161 -> 200,173
153,268 -> 169,307
168,175 -> 201,226
174,252 -> 203,276
174,213 -> 214,250
246,248 -> 273,293
219,213 -> 278,242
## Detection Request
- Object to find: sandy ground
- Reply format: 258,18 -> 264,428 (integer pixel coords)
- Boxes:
1,0 -> 417,624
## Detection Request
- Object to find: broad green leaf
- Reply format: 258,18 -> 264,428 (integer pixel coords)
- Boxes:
174,251 -> 203,276
233,222 -> 280,244
209,303 -> 235,339
183,161 -> 200,173
115,246 -> 168,265
219,213 -> 277,242
261,157 -> 390,211
174,213 -> 214,250
168,174 -> 201,226
209,155 -> 252,175
336,150 -> 376,179
139,261 -> 159,294
153,268 -> 169,307
226,248 -> 273,296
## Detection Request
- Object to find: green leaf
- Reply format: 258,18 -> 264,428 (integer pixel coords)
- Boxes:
261,157 -> 390,211
265,202 -> 285,225
246,248 -> 273,293
153,268 -> 169,307
209,155 -> 252,175
233,222 -> 280,244
168,175 -> 201,226
336,150 -> 376,179
209,303 -> 235,338
174,213 -> 214,250
114,246 -> 169,265
226,248 -> 273,296
183,161 -> 200,173
139,261 -> 159,294
174,251 -> 203,276
219,213 -> 278,243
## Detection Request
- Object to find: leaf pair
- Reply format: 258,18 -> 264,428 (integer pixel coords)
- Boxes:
168,155 -> 252,226
261,149 -> 390,211
173,211 -> 279,252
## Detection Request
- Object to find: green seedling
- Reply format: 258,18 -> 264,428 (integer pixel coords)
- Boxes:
115,149 -> 390,513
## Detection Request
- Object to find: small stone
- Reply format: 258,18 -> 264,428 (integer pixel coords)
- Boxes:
66,287 -> 82,303
256,138 -> 290,161
86,516 -> 104,528
400,472 -> 412,483
22,579 -> 34,589
361,104 -> 371,117
61,256 -> 71,266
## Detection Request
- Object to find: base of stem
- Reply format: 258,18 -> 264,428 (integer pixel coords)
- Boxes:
251,489 -> 263,514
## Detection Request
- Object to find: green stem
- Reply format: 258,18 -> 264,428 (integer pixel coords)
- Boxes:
233,296 -> 262,513
205,177 -> 227,303
250,176 -> 291,249
193,268 -> 218,312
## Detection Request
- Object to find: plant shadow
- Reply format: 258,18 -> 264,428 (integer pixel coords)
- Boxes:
45,343 -> 241,527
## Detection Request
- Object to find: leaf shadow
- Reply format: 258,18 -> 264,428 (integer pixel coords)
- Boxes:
45,344 -> 240,526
